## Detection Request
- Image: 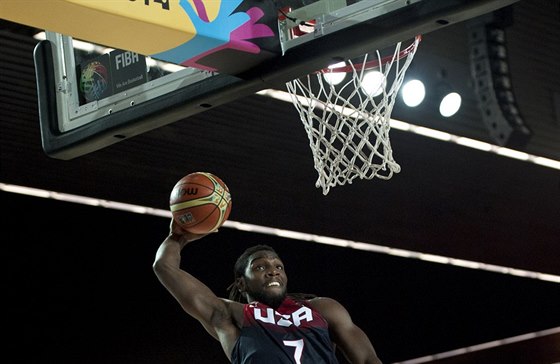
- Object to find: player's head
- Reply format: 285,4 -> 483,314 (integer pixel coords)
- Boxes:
227,244 -> 288,308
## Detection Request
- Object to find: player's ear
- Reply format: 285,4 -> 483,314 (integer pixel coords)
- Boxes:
236,277 -> 246,293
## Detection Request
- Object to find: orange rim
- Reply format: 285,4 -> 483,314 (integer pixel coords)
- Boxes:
318,35 -> 422,74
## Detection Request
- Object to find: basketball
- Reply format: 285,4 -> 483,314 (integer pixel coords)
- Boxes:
169,172 -> 232,234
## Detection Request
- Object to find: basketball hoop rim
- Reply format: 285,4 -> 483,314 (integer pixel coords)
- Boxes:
318,35 -> 422,74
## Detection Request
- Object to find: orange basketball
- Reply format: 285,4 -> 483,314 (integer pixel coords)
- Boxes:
169,172 -> 232,234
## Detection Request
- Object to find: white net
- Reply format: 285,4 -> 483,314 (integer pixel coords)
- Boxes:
286,36 -> 420,195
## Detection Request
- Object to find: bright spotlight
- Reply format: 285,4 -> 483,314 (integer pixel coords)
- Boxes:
439,92 -> 462,117
323,61 -> 347,86
402,79 -> 425,107
360,70 -> 385,97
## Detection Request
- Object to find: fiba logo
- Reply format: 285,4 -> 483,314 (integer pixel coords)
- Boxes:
79,61 -> 109,102
178,212 -> 195,224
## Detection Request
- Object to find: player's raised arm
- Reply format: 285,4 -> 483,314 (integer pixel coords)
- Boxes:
152,219 -> 239,342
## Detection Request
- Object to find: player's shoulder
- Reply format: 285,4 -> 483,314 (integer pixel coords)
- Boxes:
305,297 -> 352,326
305,296 -> 344,310
221,298 -> 246,311
220,298 -> 245,323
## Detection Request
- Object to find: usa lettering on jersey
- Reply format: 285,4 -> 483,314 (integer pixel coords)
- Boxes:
252,304 -> 314,327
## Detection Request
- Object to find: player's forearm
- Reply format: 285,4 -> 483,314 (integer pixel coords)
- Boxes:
152,233 -> 227,329
153,234 -> 185,270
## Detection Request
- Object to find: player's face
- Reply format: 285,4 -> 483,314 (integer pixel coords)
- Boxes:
242,251 -> 288,308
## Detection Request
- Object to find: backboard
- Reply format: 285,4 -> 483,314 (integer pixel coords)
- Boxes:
7,0 -> 520,159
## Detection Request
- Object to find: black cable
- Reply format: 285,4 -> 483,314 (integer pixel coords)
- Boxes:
277,7 -> 315,28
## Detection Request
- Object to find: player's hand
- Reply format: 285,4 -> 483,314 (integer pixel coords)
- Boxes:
169,218 -> 214,246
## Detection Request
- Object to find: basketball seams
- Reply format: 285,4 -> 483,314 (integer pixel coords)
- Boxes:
189,204 -> 220,231
170,194 -> 218,211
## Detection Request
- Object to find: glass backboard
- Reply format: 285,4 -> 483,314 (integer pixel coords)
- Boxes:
21,0 -> 520,159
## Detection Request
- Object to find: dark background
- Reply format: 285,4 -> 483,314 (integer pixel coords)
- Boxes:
1,0 -> 560,363
7,192 -> 560,364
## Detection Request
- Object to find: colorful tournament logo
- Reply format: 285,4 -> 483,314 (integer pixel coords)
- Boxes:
79,60 -> 109,102
151,0 -> 277,73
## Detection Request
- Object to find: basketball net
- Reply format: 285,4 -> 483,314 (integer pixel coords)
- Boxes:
286,36 -> 421,195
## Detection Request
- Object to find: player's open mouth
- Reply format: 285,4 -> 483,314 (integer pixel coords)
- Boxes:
267,282 -> 280,287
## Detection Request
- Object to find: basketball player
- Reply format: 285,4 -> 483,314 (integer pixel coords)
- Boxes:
153,219 -> 382,363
